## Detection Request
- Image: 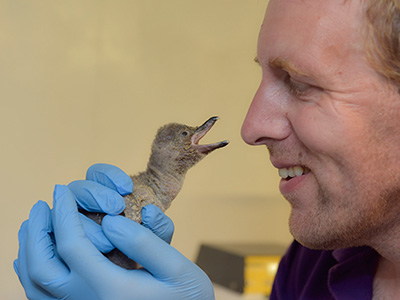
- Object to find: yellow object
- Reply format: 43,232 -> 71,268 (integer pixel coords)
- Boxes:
196,243 -> 286,296
244,255 -> 281,295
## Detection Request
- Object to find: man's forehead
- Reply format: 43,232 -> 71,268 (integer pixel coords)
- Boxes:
263,0 -> 362,28
269,0 -> 353,7
258,0 -> 366,77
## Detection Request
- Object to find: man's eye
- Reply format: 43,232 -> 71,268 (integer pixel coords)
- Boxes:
285,76 -> 310,97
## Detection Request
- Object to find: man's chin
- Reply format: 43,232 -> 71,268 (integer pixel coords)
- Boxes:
288,215 -> 356,250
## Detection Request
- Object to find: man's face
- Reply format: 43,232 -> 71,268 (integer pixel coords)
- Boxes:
242,0 -> 400,250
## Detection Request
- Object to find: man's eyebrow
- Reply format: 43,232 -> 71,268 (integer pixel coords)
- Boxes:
268,57 -> 308,77
254,56 -> 308,77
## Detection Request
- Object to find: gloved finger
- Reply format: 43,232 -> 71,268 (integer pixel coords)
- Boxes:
14,220 -> 28,282
14,221 -> 31,289
15,228 -> 56,299
68,180 -> 125,215
86,163 -> 133,196
13,259 -> 20,282
102,215 -> 204,280
25,201 -> 73,298
141,205 -> 174,244
79,213 -> 115,253
52,184 -> 114,281
14,208 -> 58,300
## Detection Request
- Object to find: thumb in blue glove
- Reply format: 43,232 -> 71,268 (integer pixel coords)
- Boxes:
67,163 -> 132,253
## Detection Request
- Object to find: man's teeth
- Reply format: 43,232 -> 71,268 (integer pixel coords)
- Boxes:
278,166 -> 309,179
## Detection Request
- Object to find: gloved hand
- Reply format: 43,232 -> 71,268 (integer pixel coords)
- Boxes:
14,164 -> 214,300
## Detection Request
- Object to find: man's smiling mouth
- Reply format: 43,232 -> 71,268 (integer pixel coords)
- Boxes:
278,166 -> 311,180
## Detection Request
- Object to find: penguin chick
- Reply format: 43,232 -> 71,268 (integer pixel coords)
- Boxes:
83,116 -> 228,269
124,116 -> 229,223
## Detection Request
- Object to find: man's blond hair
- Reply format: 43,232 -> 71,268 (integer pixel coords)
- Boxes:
365,0 -> 400,86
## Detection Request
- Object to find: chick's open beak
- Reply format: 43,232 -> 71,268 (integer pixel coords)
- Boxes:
191,116 -> 229,154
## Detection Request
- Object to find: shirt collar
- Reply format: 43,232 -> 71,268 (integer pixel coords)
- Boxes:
332,246 -> 376,263
329,246 -> 379,299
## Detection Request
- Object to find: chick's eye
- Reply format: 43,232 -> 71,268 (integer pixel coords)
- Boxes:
181,131 -> 188,136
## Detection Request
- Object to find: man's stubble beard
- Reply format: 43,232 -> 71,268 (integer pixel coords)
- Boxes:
287,176 -> 400,251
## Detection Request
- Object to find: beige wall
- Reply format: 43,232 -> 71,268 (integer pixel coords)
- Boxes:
0,1 -> 293,298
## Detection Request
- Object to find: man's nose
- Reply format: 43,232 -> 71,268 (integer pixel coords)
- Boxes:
241,81 -> 291,145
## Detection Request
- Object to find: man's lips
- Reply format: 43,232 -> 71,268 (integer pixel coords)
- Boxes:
270,158 -> 311,179
278,167 -> 311,195
278,165 -> 311,180
271,159 -> 312,195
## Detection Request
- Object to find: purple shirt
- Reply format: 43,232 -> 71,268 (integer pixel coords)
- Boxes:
270,240 -> 379,299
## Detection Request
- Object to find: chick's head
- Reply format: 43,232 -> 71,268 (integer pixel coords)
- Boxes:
149,117 -> 229,174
